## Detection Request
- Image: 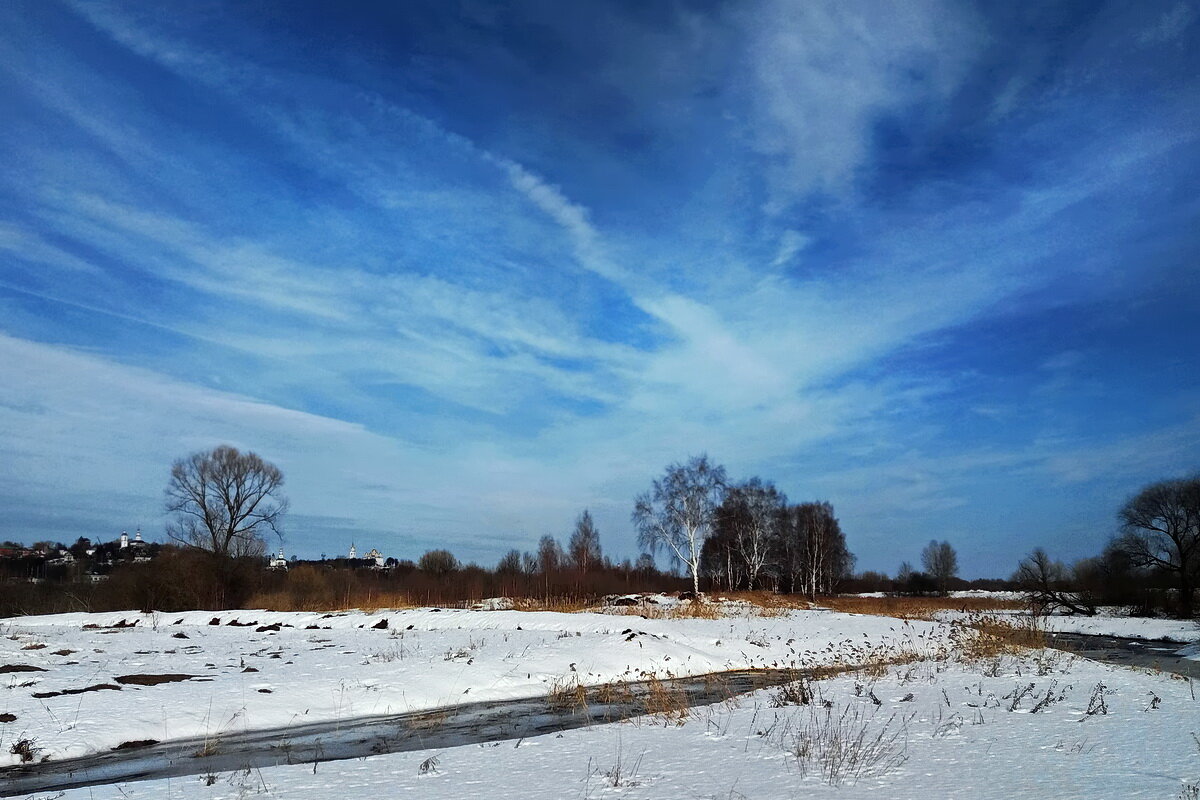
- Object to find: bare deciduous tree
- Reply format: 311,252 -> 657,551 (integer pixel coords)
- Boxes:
633,455 -> 727,595
921,540 -> 958,596
165,445 -> 287,559
418,549 -> 459,576
567,509 -> 602,573
777,501 -> 853,598
496,549 -> 523,574
536,535 -> 564,574
1115,477 -> 1200,617
1014,548 -> 1095,616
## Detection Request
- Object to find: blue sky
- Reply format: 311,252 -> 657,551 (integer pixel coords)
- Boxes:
1,1 -> 1197,577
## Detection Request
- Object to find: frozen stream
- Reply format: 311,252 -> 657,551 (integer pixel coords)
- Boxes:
1,668 -> 797,797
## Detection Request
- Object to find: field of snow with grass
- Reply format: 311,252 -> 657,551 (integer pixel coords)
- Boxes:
3,601 -> 1199,799
1,601 -> 946,768
26,648 -> 1200,800
934,606 -> 1200,644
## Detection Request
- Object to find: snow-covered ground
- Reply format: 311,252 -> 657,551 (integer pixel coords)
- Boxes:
1039,612 -> 1199,643
1,606 -> 947,767
934,607 -> 1200,644
36,648 -> 1200,800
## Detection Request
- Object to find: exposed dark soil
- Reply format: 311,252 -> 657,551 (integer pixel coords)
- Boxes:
31,683 -> 122,699
113,674 -> 197,686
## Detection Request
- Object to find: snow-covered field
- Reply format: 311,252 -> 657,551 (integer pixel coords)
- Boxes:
1,605 -> 945,767
934,607 -> 1200,644
1039,612 -> 1199,643
4,605 -> 1199,799
33,649 -> 1200,800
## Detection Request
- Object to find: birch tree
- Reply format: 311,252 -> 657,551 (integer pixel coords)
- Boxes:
718,478 -> 785,590
777,502 -> 853,598
567,509 -> 602,572
633,455 -> 727,595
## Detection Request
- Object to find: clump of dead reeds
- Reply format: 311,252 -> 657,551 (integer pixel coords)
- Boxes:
764,701 -> 911,786
640,676 -> 690,723
546,677 -> 590,713
244,589 -> 418,613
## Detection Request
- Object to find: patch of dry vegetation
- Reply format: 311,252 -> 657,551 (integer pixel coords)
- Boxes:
957,613 -> 1047,660
551,674 -> 697,724
821,595 -> 1023,620
245,590 -> 420,613
507,597 -> 592,613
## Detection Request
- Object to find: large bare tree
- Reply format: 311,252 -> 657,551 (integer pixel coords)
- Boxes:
1116,476 -> 1200,617
165,445 -> 287,559
633,455 -> 727,595
921,539 -> 958,596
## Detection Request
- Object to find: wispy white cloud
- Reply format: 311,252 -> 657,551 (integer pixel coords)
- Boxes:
737,0 -> 982,210
1138,1 -> 1196,45
769,229 -> 811,269
0,222 -> 103,276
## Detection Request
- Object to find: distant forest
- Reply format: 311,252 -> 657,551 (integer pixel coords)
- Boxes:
2,446 -> 1195,619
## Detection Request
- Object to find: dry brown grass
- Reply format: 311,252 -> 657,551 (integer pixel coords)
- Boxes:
958,613 -> 1047,659
509,597 -> 592,613
721,592 -> 811,615
640,676 -> 691,722
600,592 -> 811,619
406,708 -> 452,731
820,595 -> 1023,620
620,601 -> 726,620
241,589 -> 1023,624
546,677 -> 590,712
243,589 -> 419,613
557,675 -> 694,724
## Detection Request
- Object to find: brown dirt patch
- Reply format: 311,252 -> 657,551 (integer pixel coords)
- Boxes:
32,683 -> 122,698
83,618 -> 139,629
114,673 -> 198,686
113,739 -> 159,750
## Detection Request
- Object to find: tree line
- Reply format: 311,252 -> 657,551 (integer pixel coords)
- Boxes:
24,443 -> 1192,618
632,455 -> 855,597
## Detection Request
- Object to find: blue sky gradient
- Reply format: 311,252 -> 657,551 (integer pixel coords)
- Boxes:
1,0 -> 1197,576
